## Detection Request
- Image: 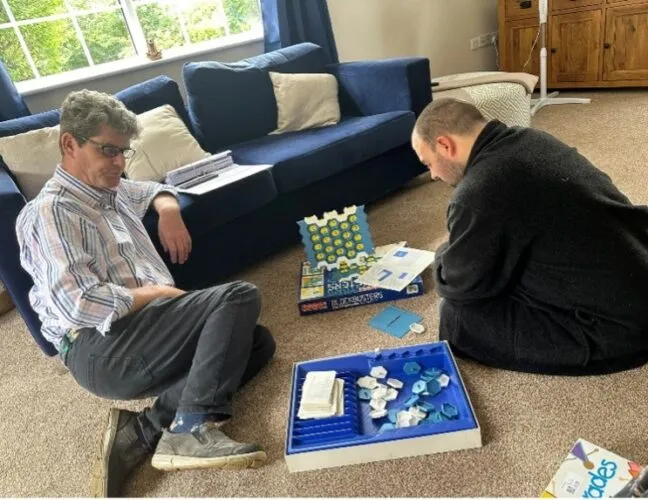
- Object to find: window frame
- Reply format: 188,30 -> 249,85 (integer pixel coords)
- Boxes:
0,0 -> 263,94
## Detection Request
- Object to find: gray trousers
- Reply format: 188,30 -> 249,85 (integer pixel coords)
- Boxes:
63,281 -> 275,446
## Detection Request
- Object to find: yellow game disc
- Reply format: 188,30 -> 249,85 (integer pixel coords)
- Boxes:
356,244 -> 365,251
325,246 -> 334,253
345,241 -> 353,249
353,234 -> 362,241
311,234 -> 320,242
308,224 -> 318,232
314,243 -> 323,251
322,236 -> 332,244
351,224 -> 360,232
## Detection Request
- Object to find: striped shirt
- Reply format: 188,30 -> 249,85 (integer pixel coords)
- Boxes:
16,166 -> 177,350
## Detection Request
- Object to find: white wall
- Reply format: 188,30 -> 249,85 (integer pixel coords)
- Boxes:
23,40 -> 264,113
327,0 -> 498,78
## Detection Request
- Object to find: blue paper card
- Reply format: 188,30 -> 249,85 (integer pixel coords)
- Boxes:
369,305 -> 422,338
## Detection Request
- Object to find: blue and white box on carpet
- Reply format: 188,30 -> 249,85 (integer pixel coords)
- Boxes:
284,341 -> 482,472
297,261 -> 424,316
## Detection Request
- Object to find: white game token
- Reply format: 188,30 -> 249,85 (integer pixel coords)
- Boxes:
384,388 -> 399,401
357,376 -> 378,389
438,374 -> 451,388
370,409 -> 388,419
370,366 -> 388,379
370,398 -> 387,411
386,378 -> 404,389
410,406 -> 427,420
409,322 -> 425,335
372,386 -> 388,400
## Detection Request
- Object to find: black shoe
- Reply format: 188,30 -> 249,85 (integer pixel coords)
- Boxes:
91,408 -> 153,497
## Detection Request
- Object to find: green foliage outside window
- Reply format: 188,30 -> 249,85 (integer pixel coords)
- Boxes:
0,0 -> 261,83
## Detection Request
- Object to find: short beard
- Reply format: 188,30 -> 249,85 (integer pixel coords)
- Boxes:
436,154 -> 465,187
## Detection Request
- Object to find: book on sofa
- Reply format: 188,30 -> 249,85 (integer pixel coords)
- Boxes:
166,152 -> 272,195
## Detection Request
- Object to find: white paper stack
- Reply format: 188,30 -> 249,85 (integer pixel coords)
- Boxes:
298,371 -> 344,419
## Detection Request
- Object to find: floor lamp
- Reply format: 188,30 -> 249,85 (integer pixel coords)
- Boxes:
530,0 -> 591,115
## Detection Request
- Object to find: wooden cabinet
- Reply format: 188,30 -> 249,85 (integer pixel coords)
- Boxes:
503,17 -> 541,76
550,9 -> 602,83
498,0 -> 648,88
603,4 -> 648,80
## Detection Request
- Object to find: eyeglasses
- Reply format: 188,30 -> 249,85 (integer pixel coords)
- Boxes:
77,136 -> 136,159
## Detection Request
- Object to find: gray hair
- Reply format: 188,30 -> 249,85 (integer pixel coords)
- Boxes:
59,89 -> 139,146
414,98 -> 486,147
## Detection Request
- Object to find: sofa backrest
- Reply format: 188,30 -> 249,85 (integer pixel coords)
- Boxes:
183,42 -> 329,153
0,75 -> 190,356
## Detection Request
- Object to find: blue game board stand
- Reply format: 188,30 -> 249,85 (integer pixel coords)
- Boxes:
284,341 -> 482,472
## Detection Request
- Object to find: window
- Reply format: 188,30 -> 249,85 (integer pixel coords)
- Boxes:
0,0 -> 262,84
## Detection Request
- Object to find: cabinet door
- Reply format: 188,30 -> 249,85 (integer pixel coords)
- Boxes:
603,4 -> 648,80
549,10 -> 602,83
503,17 -> 541,75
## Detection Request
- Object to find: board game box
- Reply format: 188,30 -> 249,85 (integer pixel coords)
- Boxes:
284,341 -> 482,472
298,260 -> 424,315
541,438 -> 642,498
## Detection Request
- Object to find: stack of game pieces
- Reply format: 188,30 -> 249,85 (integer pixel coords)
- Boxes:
297,370 -> 344,419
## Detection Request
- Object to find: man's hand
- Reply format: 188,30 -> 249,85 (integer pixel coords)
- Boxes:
153,193 -> 192,264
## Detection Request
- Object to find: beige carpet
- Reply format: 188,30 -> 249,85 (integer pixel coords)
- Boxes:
2,90 -> 648,497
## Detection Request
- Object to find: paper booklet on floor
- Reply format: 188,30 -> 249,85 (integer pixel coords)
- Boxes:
541,438 -> 643,498
355,246 -> 436,292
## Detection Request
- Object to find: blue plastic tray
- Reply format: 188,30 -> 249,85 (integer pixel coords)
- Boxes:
286,341 -> 478,456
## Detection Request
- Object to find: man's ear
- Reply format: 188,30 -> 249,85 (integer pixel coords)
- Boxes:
435,135 -> 457,159
60,132 -> 78,158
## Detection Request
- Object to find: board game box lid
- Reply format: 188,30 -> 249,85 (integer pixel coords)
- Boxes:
541,438 -> 642,498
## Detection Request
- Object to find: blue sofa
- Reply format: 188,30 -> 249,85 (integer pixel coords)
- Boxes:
0,43 -> 431,356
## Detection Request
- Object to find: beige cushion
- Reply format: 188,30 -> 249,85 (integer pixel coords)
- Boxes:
0,126 -> 60,200
269,71 -> 340,134
126,104 -> 208,182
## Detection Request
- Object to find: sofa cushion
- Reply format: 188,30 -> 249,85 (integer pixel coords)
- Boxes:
269,72 -> 340,134
126,105 -> 208,182
183,61 -> 277,153
231,111 -> 415,194
0,125 -> 60,200
144,167 -> 279,238
183,43 -> 330,153
243,42 -> 328,74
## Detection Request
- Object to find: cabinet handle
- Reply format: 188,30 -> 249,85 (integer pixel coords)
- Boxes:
551,48 -> 557,53
603,42 -> 611,49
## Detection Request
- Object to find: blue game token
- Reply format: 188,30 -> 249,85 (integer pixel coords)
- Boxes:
427,379 -> 442,397
420,374 -> 435,382
441,403 -> 459,420
378,423 -> 395,433
388,409 -> 399,424
418,401 -> 436,412
404,395 -> 420,407
424,368 -> 443,378
358,388 -> 372,401
412,380 -> 427,395
426,411 -> 444,424
403,361 -> 422,375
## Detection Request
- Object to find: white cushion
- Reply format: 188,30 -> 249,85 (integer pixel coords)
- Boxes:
0,126 -> 60,201
126,104 -> 209,182
269,72 -> 340,134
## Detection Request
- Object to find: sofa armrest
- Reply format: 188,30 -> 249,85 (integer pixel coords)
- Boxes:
0,166 -> 53,355
327,57 -> 431,117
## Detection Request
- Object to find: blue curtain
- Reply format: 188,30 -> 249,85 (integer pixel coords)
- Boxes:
0,60 -> 30,122
261,0 -> 339,64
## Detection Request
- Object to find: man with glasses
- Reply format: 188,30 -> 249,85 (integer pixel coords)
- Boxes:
15,90 -> 275,497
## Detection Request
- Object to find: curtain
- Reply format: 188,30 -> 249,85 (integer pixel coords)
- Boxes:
260,0 -> 339,64
0,60 -> 30,122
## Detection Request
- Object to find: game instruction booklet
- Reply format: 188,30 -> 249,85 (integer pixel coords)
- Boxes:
355,246 -> 435,292
541,438 -> 642,498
